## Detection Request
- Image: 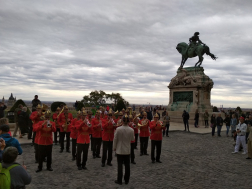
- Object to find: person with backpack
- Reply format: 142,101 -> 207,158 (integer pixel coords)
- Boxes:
0,124 -> 23,155
0,147 -> 31,189
0,138 -> 6,161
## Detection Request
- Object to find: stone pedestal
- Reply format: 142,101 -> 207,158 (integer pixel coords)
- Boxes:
167,67 -> 213,126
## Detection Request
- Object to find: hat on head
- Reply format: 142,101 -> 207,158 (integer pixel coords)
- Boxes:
57,107 -> 60,111
129,115 -> 133,119
82,110 -> 87,116
122,108 -> 125,111
240,116 -> 245,120
143,112 -> 147,116
108,108 -> 113,115
118,111 -> 123,116
154,113 -> 159,118
45,110 -> 51,117
77,110 -> 81,115
37,104 -> 42,109
64,106 -> 68,110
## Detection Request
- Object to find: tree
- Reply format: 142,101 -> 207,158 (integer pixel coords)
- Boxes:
51,101 -> 66,112
9,99 -> 31,123
213,106 -> 218,112
115,99 -> 126,111
82,90 -> 129,107
76,102 -> 85,111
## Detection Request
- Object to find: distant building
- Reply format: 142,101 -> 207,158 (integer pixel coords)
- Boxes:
2,96 -> 4,103
7,93 -> 16,108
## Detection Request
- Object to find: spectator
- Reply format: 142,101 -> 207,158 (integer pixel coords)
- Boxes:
211,114 -> 216,137
232,116 -> 247,154
224,114 -> 231,137
0,124 -> 22,154
146,109 -> 153,121
113,115 -> 134,185
156,110 -> 160,120
246,119 -> 252,159
230,114 -> 237,137
1,147 -> 31,188
32,95 -> 41,112
194,109 -> 199,128
203,110 -> 209,128
18,107 -> 30,138
0,102 -> 7,119
0,118 -> 12,136
216,114 -> 224,137
13,104 -> 23,137
132,104 -> 135,111
163,112 -> 170,137
0,138 -> 6,161
182,110 -> 190,132
74,100 -> 78,110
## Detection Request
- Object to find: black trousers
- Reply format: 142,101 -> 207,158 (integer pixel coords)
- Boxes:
140,137 -> 149,154
183,120 -> 189,131
34,143 -> 38,162
54,128 -> 60,144
76,143 -> 89,167
93,137 -> 102,157
72,138 -> 77,158
38,144 -> 52,169
151,140 -> 162,161
134,133 -> 138,148
90,134 -> 94,151
102,141 -> 113,164
117,155 -> 130,183
163,124 -> 170,136
28,124 -> 33,139
60,132 -> 70,150
32,132 -> 36,145
205,120 -> 209,127
130,143 -> 135,162
212,126 -> 216,136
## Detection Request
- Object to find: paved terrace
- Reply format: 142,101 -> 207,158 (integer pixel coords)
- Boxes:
10,124 -> 251,189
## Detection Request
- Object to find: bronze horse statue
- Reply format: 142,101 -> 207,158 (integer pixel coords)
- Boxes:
176,42 -> 217,68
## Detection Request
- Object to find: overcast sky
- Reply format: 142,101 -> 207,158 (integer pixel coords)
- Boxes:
0,0 -> 252,108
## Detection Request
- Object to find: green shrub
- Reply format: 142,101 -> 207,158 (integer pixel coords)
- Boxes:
115,99 -> 126,111
51,102 -> 66,112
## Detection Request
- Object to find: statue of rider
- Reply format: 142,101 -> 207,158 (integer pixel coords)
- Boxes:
186,32 -> 205,54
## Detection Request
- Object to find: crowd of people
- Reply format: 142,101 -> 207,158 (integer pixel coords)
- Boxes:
1,94 -> 252,188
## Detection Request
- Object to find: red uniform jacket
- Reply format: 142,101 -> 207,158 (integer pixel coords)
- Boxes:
34,120 -> 56,145
102,119 -> 115,141
52,113 -> 60,128
76,121 -> 91,144
150,121 -> 165,141
133,117 -> 139,134
91,118 -> 102,138
129,123 -> 136,143
58,113 -> 73,132
70,118 -> 80,139
30,111 -> 42,144
139,119 -> 150,137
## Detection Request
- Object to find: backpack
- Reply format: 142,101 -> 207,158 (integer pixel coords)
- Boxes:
0,163 -> 19,189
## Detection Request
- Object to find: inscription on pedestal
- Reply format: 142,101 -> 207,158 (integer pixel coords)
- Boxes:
173,91 -> 193,102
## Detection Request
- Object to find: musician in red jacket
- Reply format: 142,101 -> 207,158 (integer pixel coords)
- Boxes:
138,112 -> 150,156
87,111 -> 94,152
101,109 -> 116,167
52,107 -> 61,145
34,111 -> 56,172
129,115 -> 136,164
115,112 -> 123,128
150,113 -> 166,163
91,111 -> 102,159
133,111 -> 139,149
58,106 -> 73,153
76,111 -> 92,170
30,104 -> 43,163
70,110 -> 81,161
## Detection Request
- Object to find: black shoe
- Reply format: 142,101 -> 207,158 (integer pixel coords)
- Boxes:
152,160 -> 155,163
140,153 -> 143,156
125,181 -> 129,185
144,153 -> 149,156
72,157 -> 76,161
82,166 -> 87,170
59,149 -> 63,153
96,155 -> 101,158
78,166 -> 82,170
246,157 -> 251,159
131,161 -> 136,164
66,150 -> 71,153
101,163 -> 105,167
156,160 -> 162,163
115,180 -> 122,185
36,169 -> 42,173
107,162 -> 112,166
47,167 -> 53,171
93,156 -> 96,159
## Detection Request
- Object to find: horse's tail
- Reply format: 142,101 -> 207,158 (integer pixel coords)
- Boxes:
204,46 -> 218,60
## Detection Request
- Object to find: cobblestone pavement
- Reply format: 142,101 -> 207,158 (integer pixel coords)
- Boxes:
18,131 -> 251,189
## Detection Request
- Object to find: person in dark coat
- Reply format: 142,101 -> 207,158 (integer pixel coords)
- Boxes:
32,95 -> 41,112
0,102 -> 7,118
194,109 -> 199,128
216,114 -> 224,137
182,110 -> 190,132
18,107 -> 30,137
211,114 -> 217,136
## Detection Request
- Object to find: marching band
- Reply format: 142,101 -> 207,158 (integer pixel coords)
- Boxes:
29,105 -> 165,172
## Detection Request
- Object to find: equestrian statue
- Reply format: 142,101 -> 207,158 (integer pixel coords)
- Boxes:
176,32 -> 217,68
